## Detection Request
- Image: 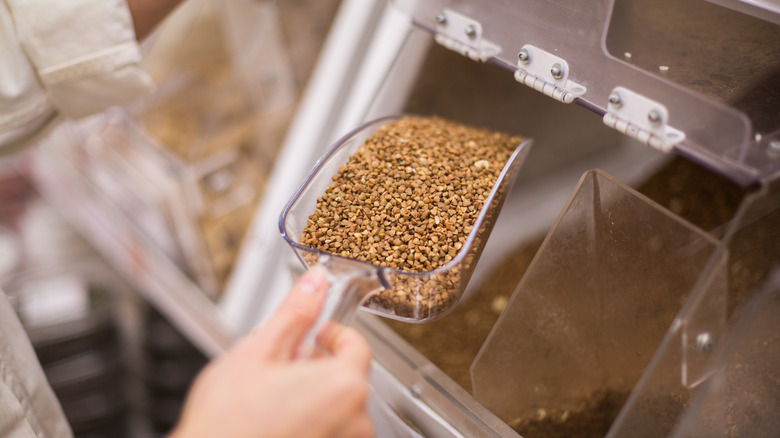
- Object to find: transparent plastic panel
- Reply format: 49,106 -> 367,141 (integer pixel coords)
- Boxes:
607,0 -> 780,131
706,0 -> 780,25
601,256 -> 729,438
470,169 -> 721,436
608,168 -> 780,437
608,267 -> 780,438
606,0 -> 780,173
669,270 -> 780,438
391,0 -> 780,184
126,0 -> 301,295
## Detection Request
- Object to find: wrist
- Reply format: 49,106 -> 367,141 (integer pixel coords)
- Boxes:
126,0 -> 185,40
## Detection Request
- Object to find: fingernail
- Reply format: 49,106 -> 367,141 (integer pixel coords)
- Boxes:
298,266 -> 328,294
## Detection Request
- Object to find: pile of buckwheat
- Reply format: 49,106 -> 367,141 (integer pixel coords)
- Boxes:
301,115 -> 523,318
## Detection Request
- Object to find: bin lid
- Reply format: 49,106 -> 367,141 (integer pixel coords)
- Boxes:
394,0 -> 780,185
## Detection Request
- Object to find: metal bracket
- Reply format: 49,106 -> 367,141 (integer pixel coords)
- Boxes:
433,9 -> 500,62
514,44 -> 586,104
603,87 -> 686,153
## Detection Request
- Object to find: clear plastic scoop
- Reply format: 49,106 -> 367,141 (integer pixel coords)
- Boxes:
279,116 -> 532,344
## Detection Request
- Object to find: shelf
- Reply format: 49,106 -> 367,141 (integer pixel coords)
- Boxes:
29,127 -> 234,358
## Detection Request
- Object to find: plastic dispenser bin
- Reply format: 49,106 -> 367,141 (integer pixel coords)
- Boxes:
128,0 -> 297,296
471,169 -> 724,436
607,269 -> 780,438
605,172 -> 780,437
50,0 -> 299,298
665,270 -> 780,438
393,0 -> 780,185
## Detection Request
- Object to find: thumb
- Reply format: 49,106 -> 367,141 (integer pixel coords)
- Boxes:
251,267 -> 329,361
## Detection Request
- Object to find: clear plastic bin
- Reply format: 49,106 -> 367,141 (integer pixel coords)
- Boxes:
605,173 -> 780,438
665,270 -> 780,438
54,0 -> 302,297
129,0 -> 298,295
471,169 -> 724,436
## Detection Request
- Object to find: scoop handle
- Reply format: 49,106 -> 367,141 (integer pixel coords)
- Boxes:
300,255 -> 384,355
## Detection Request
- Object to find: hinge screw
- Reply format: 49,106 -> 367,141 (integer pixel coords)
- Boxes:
608,92 -> 622,108
550,63 -> 563,79
648,109 -> 663,125
696,333 -> 715,353
465,24 -> 477,39
518,48 -> 530,64
435,13 -> 447,25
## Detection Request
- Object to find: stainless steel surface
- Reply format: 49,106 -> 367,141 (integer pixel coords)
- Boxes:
355,313 -> 521,437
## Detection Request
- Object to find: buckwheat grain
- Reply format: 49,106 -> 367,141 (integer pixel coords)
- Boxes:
301,116 -> 523,318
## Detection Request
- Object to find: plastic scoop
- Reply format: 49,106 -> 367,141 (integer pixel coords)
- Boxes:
279,116 -> 531,345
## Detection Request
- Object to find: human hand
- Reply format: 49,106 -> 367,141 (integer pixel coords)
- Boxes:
170,268 -> 375,438
126,0 -> 186,40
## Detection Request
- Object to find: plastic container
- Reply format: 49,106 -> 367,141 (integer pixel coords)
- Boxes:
126,0 -> 298,296
50,0 -> 301,298
470,169 -> 724,436
280,116 -> 532,336
393,0 -> 780,184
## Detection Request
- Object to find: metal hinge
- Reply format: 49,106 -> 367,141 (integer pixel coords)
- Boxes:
603,87 -> 685,153
433,9 -> 500,62
514,45 -> 586,104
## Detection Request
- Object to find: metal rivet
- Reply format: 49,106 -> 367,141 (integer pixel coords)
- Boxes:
550,63 -> 563,79
465,24 -> 477,39
410,384 -> 423,399
648,109 -> 663,125
518,48 -> 530,64
608,92 -> 622,108
696,333 -> 715,353
435,13 -> 447,25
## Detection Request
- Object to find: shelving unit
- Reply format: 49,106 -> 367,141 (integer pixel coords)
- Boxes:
23,0 -> 391,355
30,131 -> 234,357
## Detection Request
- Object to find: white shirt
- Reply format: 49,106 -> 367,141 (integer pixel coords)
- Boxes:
0,0 -> 155,155
1,2 -> 154,436
1,288 -> 73,438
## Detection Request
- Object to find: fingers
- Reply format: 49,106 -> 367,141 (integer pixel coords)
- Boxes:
252,268 -> 329,361
317,323 -> 373,376
336,413 -> 375,438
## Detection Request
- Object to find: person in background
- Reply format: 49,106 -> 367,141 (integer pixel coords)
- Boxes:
0,0 -> 181,154
0,1 -> 375,437
171,269 -> 374,438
